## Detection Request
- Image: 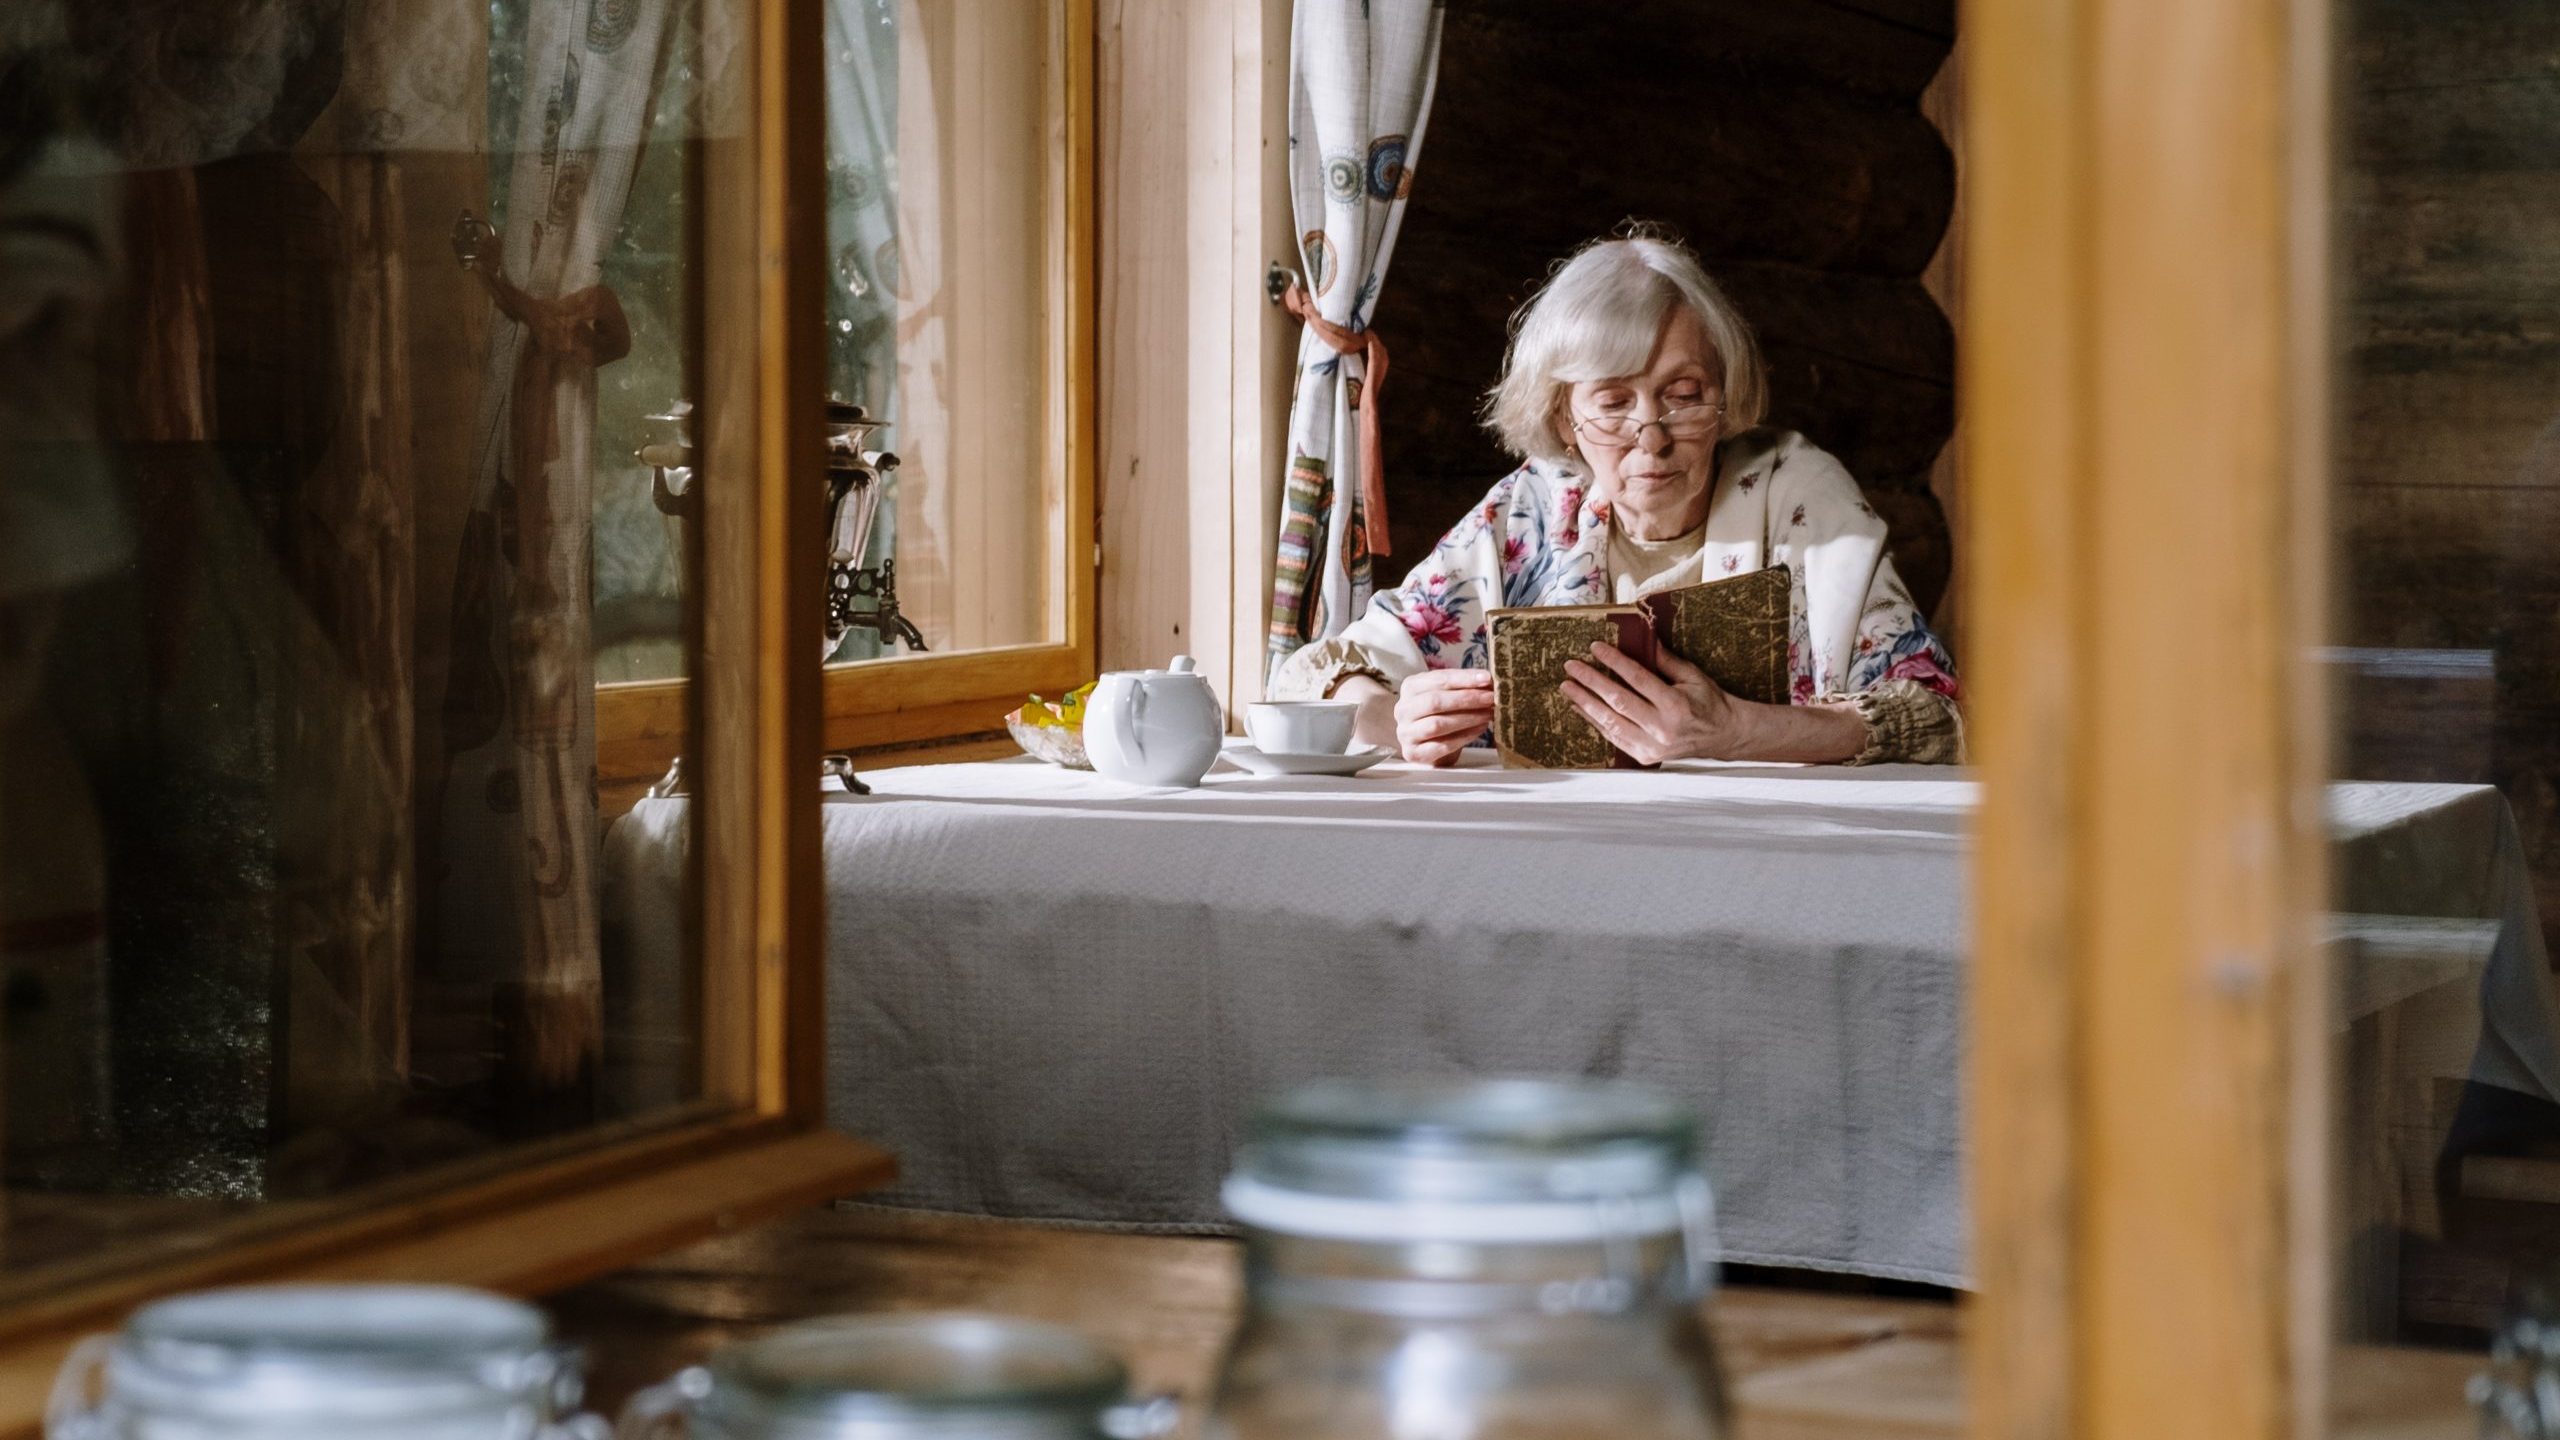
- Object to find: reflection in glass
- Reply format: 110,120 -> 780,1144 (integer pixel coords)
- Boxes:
817,0 -> 1056,666
580,0 -> 1059,677
0,0 -> 706,1283
2326,0 -> 2560,1408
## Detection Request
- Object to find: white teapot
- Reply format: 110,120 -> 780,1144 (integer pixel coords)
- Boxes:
1085,656 -> 1223,788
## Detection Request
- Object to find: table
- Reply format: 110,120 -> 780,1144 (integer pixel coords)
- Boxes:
602,747 -> 2560,1290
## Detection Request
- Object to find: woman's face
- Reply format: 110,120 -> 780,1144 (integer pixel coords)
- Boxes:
1560,308 -> 1725,531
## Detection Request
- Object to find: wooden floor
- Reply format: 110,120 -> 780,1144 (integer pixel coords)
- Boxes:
549,1204 -> 2482,1438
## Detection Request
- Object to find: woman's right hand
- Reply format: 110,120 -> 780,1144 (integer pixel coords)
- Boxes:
1391,668 -> 1497,766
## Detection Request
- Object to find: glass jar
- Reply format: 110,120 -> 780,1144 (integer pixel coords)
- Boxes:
46,1283 -> 603,1440
1205,1076 -> 1729,1440
618,1312 -> 1178,1439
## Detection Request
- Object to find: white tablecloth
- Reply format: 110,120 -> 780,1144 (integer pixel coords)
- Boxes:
603,748 -> 2559,1287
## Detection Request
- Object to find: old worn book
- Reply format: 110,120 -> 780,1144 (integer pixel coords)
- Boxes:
1488,563 -> 1791,769
1488,606 -> 1660,769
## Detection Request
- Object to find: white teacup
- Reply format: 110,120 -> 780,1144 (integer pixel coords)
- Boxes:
1245,699 -> 1361,756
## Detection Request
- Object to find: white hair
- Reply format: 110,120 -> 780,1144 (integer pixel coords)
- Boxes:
1482,235 -> 1768,469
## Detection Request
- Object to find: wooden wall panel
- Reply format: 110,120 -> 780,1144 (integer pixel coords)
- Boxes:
1228,0 -> 1296,709
897,0 -> 1051,653
1095,0 -> 1199,678
1176,0 -> 1238,703
1094,0 -> 1288,713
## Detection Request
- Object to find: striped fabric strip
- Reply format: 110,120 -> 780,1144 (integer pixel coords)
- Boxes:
1267,451 -> 1331,666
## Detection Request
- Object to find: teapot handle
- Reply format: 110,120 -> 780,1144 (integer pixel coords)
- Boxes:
1125,678 -> 1150,761
1120,655 -> 1206,766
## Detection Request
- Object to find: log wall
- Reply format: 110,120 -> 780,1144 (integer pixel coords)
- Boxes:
1095,0 -> 1296,706
1367,0 -> 1960,619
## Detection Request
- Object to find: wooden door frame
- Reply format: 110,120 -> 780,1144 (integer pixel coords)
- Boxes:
1966,0 -> 2333,1436
0,0 -> 889,1428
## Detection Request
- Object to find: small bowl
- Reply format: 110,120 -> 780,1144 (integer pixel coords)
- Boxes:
1007,710 -> 1093,769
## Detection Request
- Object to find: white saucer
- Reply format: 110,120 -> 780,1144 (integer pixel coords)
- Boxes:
1227,744 -> 1393,778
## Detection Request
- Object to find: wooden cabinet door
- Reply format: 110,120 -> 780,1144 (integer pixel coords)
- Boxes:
0,0 -> 885,1425
1968,0 -> 2320,1434
1971,0 -> 2560,1433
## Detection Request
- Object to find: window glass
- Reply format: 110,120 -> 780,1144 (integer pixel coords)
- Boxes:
2326,0 -> 2560,1420
0,0 -> 723,1290
591,0 -> 1063,679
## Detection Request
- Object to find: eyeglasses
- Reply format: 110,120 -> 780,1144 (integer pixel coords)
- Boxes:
1570,401 -> 1726,448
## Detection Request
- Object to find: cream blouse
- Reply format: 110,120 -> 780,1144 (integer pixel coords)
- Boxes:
1607,520 -> 1711,603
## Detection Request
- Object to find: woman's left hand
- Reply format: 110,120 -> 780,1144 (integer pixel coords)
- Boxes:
1561,642 -> 1741,764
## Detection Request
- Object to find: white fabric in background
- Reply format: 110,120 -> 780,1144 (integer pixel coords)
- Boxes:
605,754 -> 2560,1285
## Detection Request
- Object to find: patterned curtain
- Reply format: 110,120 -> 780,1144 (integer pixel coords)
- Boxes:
1264,0 -> 1444,680
432,0 -> 674,1103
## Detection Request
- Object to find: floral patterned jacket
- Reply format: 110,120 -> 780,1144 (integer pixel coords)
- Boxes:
1270,429 -> 1964,764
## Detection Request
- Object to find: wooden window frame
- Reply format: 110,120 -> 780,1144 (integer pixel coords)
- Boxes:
0,0 -> 891,1428
1967,0 -> 2331,1435
598,0 -> 1100,790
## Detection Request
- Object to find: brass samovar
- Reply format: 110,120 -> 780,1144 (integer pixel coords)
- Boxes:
634,397 -> 926,799
820,399 -> 926,657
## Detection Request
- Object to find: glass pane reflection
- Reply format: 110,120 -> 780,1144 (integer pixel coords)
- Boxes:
2328,0 -> 2560,1420
0,0 -> 709,1282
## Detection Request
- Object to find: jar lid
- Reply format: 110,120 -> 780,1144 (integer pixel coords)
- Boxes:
700,1313 -> 1129,1439
106,1284 -> 563,1422
1224,1076 -> 1708,1244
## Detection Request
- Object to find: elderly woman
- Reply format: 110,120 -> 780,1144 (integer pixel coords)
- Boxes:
1271,235 -> 1962,767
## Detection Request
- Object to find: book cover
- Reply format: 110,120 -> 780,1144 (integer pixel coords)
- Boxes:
1488,564 -> 1794,768
1489,606 -> 1657,769
1639,562 -> 1792,705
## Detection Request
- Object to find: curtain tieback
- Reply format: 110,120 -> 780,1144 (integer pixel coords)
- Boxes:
1280,275 -> 1393,558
